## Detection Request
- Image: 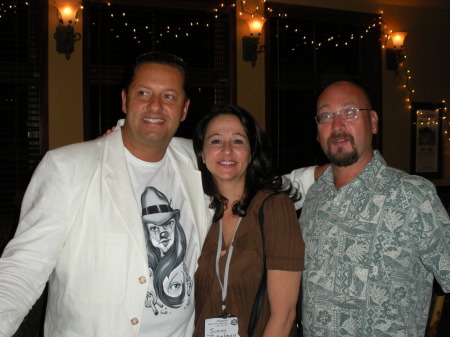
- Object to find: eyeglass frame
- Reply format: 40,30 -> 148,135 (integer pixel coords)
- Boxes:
314,108 -> 372,124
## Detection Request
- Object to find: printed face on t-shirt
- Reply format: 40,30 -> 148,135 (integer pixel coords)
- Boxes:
144,217 -> 176,255
162,262 -> 185,298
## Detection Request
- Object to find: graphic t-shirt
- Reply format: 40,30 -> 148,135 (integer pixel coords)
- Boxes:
126,149 -> 199,337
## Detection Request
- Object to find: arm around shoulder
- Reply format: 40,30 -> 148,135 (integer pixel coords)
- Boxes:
285,166 -> 315,209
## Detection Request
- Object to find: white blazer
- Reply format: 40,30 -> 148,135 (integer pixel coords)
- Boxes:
0,126 -> 211,337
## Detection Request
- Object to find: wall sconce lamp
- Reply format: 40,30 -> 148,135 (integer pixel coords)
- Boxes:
242,17 -> 266,67
53,1 -> 82,60
386,32 -> 407,73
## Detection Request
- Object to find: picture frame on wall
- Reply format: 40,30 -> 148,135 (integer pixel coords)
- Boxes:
410,102 -> 445,179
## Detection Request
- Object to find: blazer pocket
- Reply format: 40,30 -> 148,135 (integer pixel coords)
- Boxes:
69,233 -> 129,305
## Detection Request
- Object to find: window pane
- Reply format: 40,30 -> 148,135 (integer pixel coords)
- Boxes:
0,0 -> 44,249
87,1 -> 233,140
267,3 -> 381,172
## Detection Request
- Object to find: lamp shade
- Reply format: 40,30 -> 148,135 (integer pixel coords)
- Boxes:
55,1 -> 80,25
391,32 -> 407,48
246,17 -> 266,36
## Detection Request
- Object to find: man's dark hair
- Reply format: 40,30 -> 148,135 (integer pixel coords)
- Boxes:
121,51 -> 190,100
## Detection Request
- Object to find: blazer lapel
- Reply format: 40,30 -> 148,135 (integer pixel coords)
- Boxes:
103,129 -> 147,261
168,145 -> 211,246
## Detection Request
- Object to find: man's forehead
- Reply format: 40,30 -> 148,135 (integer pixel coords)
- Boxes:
317,87 -> 366,110
317,101 -> 358,110
320,82 -> 367,102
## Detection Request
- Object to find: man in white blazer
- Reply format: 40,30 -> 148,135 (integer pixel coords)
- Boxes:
0,52 -> 211,337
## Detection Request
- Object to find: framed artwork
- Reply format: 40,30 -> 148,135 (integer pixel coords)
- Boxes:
410,102 -> 445,179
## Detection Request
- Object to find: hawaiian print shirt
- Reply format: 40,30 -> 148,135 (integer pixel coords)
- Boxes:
300,151 -> 450,337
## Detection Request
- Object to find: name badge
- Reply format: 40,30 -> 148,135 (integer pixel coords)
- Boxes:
204,316 -> 240,337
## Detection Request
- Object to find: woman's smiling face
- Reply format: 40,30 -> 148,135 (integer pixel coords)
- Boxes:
202,114 -> 251,187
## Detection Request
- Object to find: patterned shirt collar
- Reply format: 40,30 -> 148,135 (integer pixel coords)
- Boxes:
322,150 -> 387,190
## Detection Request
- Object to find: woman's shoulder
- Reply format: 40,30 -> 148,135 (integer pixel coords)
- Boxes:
250,190 -> 292,210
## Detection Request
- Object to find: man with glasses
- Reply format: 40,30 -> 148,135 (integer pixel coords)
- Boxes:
299,81 -> 450,336
0,52 -> 212,337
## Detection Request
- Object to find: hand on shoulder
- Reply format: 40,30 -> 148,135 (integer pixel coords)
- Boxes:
97,126 -> 116,139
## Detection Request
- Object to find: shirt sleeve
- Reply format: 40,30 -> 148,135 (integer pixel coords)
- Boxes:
413,179 -> 450,293
262,193 -> 304,271
284,166 -> 316,210
0,151 -> 70,337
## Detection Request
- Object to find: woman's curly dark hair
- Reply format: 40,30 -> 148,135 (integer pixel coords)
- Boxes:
193,104 -> 300,222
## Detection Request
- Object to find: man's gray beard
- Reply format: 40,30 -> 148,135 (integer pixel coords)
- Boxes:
327,148 -> 359,167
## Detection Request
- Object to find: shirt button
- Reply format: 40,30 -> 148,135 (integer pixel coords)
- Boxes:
130,317 -> 139,325
138,276 -> 147,284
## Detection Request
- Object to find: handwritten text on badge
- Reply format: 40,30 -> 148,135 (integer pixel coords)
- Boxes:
204,316 -> 240,337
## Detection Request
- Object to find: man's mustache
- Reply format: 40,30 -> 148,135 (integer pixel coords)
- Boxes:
327,132 -> 355,146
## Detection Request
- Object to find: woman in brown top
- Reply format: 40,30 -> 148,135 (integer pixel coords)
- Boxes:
192,105 -> 305,337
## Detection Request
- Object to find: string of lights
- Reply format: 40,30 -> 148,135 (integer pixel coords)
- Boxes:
0,2 -> 21,19
1,1 -> 448,140
238,0 -> 264,18
379,12 -> 448,140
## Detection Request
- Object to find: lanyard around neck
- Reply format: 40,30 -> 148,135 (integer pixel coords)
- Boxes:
215,217 -> 242,314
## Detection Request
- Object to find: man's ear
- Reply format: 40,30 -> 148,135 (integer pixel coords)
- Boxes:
370,110 -> 379,134
181,98 -> 190,122
121,89 -> 127,114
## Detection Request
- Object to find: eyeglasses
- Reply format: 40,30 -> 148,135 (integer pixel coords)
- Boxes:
314,108 -> 371,124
